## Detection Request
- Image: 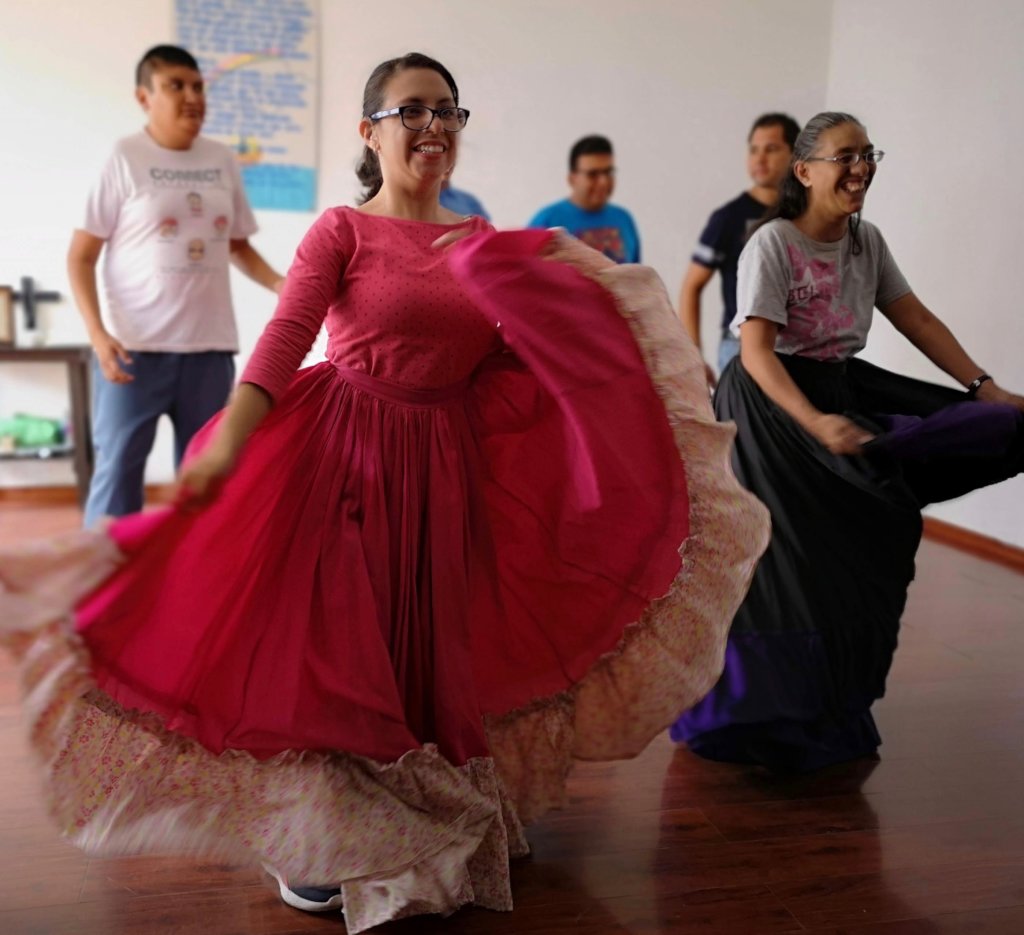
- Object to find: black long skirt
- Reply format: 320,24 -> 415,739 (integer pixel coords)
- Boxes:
672,354 -> 1024,771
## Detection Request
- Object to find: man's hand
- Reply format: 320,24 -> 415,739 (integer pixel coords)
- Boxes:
92,331 -> 133,383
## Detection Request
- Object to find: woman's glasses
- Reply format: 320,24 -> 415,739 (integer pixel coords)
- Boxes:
369,105 -> 470,132
805,150 -> 885,167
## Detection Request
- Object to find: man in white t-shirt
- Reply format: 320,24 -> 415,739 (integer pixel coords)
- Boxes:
68,45 -> 285,527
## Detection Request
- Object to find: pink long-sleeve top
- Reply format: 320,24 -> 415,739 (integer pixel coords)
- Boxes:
241,207 -> 498,401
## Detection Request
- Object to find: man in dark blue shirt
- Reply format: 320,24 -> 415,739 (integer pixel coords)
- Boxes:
678,113 -> 800,386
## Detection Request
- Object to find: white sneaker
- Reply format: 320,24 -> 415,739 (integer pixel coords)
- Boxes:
265,865 -> 344,913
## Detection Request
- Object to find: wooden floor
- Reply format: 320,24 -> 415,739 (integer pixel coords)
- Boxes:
1,505 -> 1022,934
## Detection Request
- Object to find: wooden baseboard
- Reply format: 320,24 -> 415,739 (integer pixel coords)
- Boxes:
0,484 -> 176,507
0,485 -> 79,506
3,485 -> 1022,572
922,516 -> 1024,573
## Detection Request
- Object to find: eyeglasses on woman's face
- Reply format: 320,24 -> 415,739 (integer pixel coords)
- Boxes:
369,104 -> 470,132
804,150 -> 885,168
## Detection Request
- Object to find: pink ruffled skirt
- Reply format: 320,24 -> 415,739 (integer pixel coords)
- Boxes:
0,229 -> 769,933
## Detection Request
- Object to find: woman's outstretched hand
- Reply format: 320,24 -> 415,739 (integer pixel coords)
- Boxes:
174,443 -> 237,511
431,227 -> 476,250
975,380 -> 1024,414
172,383 -> 273,511
808,412 -> 875,455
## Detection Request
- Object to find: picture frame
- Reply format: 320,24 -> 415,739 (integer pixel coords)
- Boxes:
0,286 -> 14,347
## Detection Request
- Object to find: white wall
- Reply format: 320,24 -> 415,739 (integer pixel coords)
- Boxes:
6,1 -> 1018,546
321,0 -> 832,282
828,0 -> 1024,547
0,0 -> 831,492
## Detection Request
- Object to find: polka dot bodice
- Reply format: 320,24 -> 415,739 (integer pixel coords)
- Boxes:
242,207 -> 499,400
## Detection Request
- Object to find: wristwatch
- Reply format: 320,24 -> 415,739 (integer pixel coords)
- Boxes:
966,373 -> 993,398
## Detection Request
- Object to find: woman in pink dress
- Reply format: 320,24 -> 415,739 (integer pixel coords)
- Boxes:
0,53 -> 768,932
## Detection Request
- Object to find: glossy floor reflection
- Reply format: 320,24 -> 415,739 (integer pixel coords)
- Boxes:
1,504 -> 1022,933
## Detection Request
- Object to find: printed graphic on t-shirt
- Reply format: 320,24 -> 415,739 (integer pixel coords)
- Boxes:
784,244 -> 855,360
133,153 -> 235,277
577,227 -> 626,263
148,167 -> 224,187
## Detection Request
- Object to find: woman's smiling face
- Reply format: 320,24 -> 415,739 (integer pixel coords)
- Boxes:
797,121 -> 877,220
363,67 -> 461,192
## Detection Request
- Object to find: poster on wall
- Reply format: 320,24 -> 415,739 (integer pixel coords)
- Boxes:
175,0 -> 319,212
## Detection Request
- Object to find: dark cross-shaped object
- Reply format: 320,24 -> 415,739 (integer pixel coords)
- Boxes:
13,276 -> 62,330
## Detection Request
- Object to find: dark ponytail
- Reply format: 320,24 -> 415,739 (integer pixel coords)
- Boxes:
355,148 -> 383,204
760,111 -> 866,255
356,52 -> 460,204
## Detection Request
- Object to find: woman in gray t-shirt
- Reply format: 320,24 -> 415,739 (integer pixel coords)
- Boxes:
671,111 -> 1024,772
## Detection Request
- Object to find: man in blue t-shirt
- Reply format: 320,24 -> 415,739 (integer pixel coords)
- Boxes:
527,135 -> 640,264
678,113 -> 800,386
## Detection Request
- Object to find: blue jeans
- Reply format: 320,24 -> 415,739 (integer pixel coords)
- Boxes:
84,351 -> 234,527
718,329 -> 740,375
